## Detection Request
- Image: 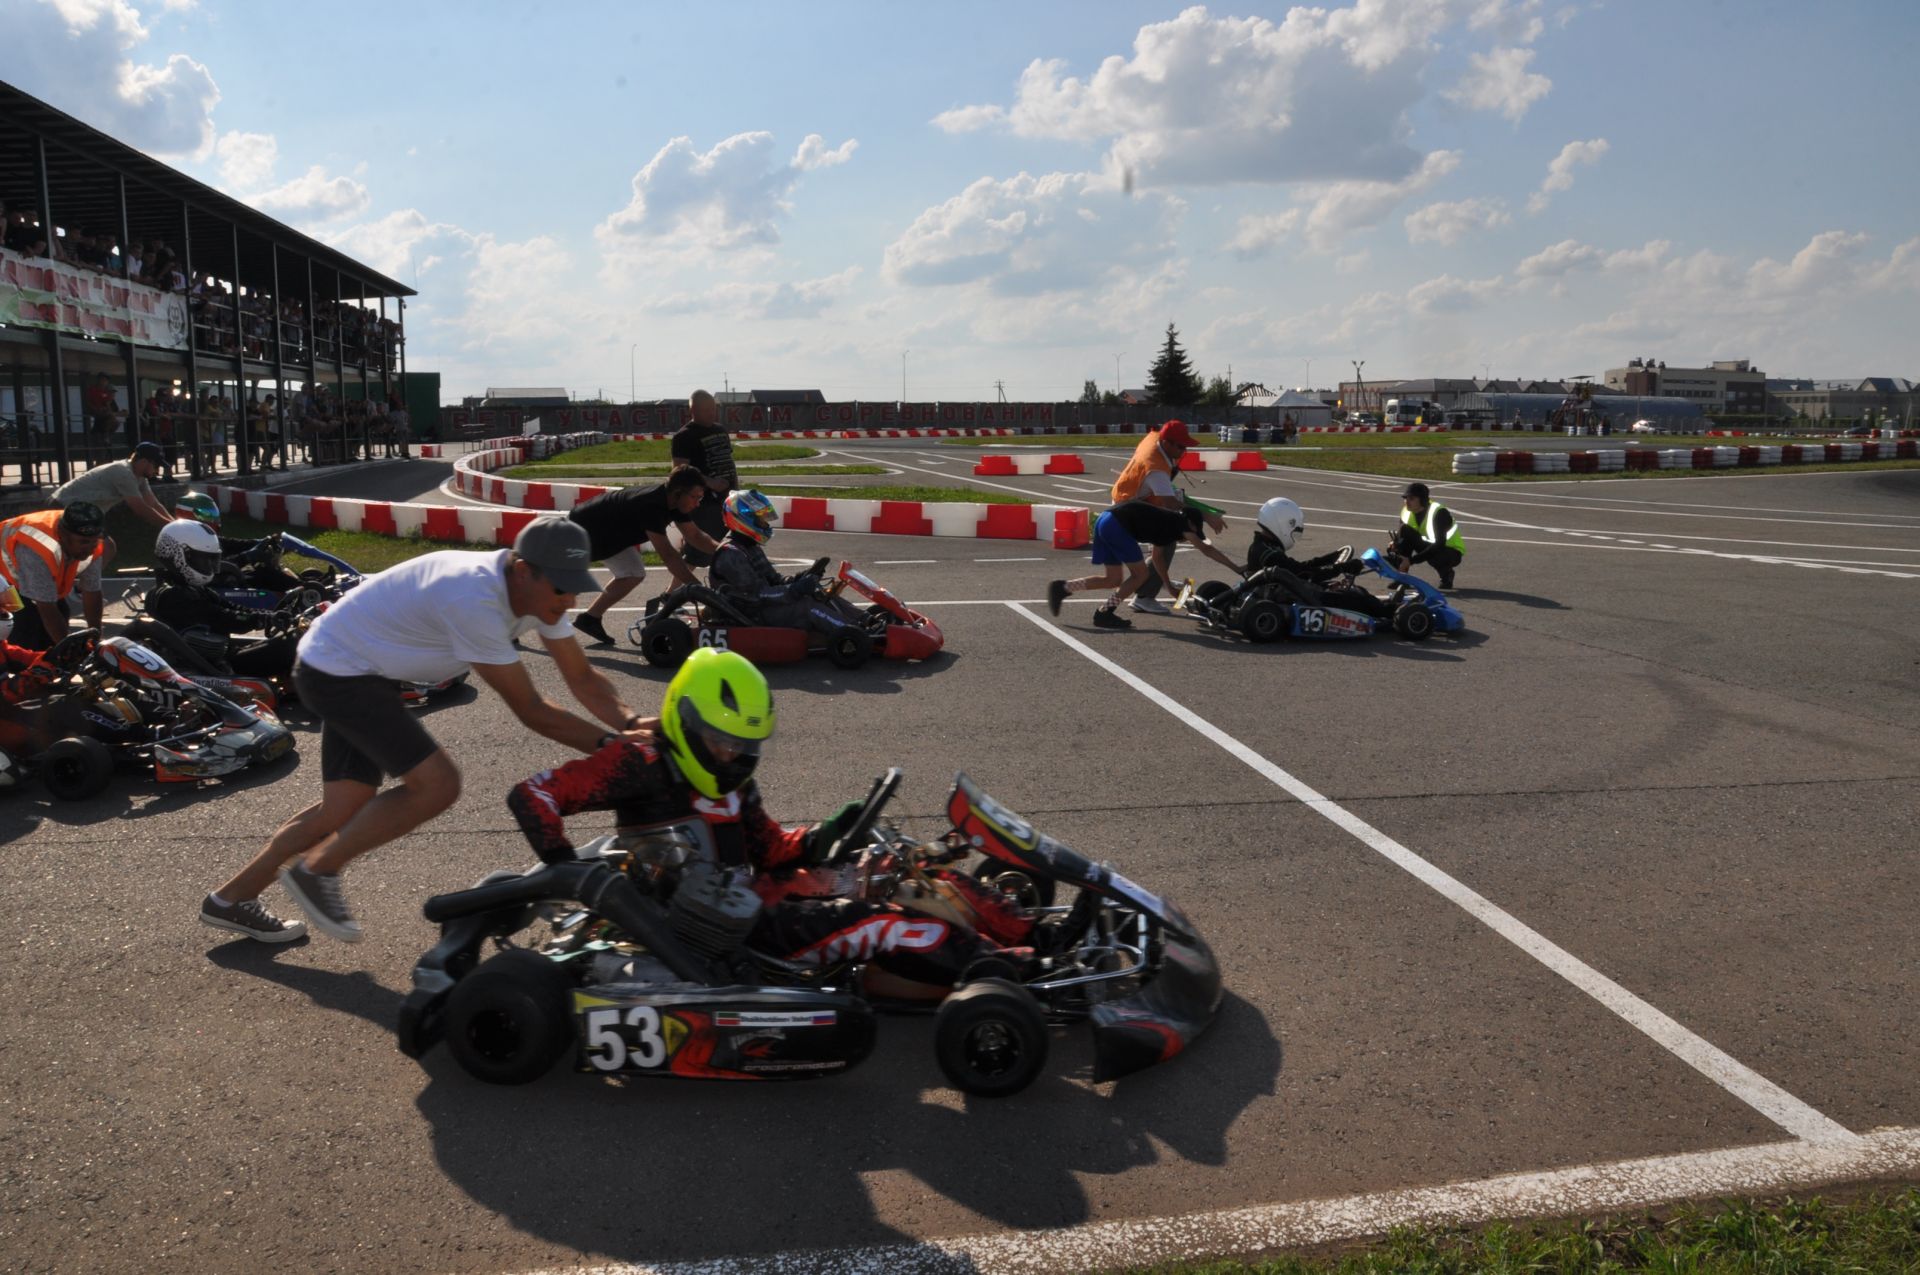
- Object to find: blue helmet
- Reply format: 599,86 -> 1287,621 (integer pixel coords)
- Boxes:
722,490 -> 778,544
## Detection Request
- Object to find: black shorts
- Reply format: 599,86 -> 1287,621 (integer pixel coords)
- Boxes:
293,659 -> 440,786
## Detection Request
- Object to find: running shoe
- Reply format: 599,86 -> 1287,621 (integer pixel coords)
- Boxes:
1046,580 -> 1067,616
572,614 -> 614,646
199,894 -> 307,943
278,863 -> 362,943
1092,607 -> 1132,629
1128,596 -> 1172,615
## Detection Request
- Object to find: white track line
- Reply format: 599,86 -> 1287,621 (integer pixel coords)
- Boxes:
514,1128 -> 1920,1274
1008,603 -> 1857,1146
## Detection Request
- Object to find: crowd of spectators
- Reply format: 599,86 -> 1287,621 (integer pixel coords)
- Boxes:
4,195 -> 403,369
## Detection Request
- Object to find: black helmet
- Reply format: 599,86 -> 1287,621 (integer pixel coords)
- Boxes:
60,501 -> 105,537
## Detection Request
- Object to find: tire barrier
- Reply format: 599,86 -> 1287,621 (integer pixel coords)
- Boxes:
973,453 -> 1088,476
1451,441 -> 1916,477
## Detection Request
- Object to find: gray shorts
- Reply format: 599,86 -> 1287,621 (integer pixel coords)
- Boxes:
293,659 -> 440,786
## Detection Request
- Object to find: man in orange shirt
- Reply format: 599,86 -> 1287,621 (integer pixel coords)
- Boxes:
1109,420 -> 1195,614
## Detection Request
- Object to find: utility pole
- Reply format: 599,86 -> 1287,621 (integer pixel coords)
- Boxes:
902,348 -> 909,402
1352,358 -> 1366,415
1305,357 -> 1312,390
629,343 -> 636,405
1114,352 -> 1124,398
994,379 -> 1007,403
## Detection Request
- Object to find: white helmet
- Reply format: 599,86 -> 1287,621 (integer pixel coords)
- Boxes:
1256,497 -> 1306,551
155,520 -> 224,586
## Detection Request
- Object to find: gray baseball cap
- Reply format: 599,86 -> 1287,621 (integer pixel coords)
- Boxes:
512,517 -> 600,594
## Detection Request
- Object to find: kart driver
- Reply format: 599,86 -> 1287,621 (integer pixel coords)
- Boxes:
507,647 -> 1033,990
1046,496 -> 1240,629
170,492 -> 303,593
706,490 -> 866,643
131,521 -> 299,679
1244,498 -> 1358,582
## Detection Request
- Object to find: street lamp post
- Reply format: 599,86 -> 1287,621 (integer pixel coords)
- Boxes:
902,349 -> 909,402
629,343 -> 637,406
1304,357 -> 1312,391
1351,359 -> 1366,416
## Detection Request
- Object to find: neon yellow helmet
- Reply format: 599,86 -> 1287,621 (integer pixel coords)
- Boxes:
658,648 -> 774,799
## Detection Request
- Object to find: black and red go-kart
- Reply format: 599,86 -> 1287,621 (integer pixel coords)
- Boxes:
397,769 -> 1221,1098
626,558 -> 943,670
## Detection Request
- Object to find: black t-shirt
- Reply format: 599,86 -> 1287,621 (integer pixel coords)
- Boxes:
569,484 -> 691,559
1107,498 -> 1203,547
670,422 -> 738,491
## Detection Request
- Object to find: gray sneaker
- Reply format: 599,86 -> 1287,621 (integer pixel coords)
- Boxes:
1128,596 -> 1172,615
278,862 -> 363,943
200,894 -> 307,943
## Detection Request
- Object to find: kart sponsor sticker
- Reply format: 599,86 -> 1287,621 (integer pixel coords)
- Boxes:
715,1011 -> 837,1027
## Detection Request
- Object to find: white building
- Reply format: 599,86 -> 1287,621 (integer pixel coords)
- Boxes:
1603,359 -> 1766,414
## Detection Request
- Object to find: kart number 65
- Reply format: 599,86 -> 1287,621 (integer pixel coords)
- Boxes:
584,1005 -> 670,1071
697,628 -> 730,650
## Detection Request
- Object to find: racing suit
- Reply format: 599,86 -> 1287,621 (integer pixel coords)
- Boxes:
708,535 -> 862,638
1244,533 -> 1360,582
507,734 -> 1004,987
135,576 -> 298,678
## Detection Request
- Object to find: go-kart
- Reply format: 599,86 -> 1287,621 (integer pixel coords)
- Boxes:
1175,547 -> 1464,643
0,632 -> 294,801
120,531 -> 361,621
397,769 -> 1220,1097
628,558 -> 944,670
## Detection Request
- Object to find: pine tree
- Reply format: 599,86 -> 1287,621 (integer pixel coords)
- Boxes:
1145,323 -> 1203,407
1080,379 -> 1102,405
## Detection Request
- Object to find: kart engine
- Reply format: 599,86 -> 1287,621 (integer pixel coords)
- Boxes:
667,860 -> 762,960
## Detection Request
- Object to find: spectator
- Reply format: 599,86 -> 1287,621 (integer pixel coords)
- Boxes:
82,374 -> 120,450
670,388 -> 738,567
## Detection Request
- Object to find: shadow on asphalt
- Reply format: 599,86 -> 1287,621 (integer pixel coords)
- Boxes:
3,740 -> 304,830
1062,623 -> 1490,662
397,989 -> 1279,1265
564,649 -> 961,698
1449,587 -> 1567,610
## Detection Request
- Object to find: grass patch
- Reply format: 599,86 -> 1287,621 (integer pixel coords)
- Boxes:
757,483 -> 1030,504
505,440 -> 817,468
498,463 -> 886,481
1136,1189 -> 1920,1274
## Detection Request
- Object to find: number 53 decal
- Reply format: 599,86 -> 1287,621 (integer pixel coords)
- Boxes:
583,1006 -> 670,1070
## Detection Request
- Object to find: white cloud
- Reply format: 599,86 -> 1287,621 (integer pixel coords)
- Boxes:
1404,196 -> 1511,245
1604,239 -> 1671,272
1746,230 -> 1868,297
1870,237 -> 1920,292
930,103 -> 1006,133
1515,238 -> 1604,279
1468,0 -> 1546,44
598,130 -> 858,255
883,171 -> 1181,296
1445,46 -> 1552,122
6,0 -> 220,156
645,267 -> 864,322
1527,138 -> 1609,213
250,165 -> 370,222
214,129 -> 277,190
322,209 -> 472,281
1300,149 -> 1461,250
1225,210 -> 1301,259
1407,272 -> 1506,312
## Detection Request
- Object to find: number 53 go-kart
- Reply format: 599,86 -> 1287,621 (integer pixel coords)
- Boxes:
1176,547 -> 1464,643
628,558 -> 943,670
397,769 -> 1221,1098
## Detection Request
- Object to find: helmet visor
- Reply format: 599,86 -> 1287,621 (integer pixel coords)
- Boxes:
185,549 -> 223,578
679,698 -> 764,791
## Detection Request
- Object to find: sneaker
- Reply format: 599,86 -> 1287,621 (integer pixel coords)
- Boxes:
1091,607 -> 1132,629
572,613 -> 613,646
278,862 -> 362,943
1128,596 -> 1172,615
200,894 -> 307,943
1438,574 -> 1456,592
1045,580 -> 1068,616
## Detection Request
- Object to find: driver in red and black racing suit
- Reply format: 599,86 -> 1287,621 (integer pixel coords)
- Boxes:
506,646 -> 1033,988
707,490 -> 868,645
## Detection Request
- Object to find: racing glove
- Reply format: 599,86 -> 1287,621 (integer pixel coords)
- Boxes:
785,573 -> 823,600
804,800 -> 867,864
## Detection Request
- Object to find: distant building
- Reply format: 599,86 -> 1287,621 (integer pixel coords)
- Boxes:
468,387 -> 569,410
1767,377 -> 1916,423
1604,358 -> 1766,414
748,389 -> 827,405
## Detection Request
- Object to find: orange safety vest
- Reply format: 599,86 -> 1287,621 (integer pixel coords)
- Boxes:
1112,430 -> 1176,504
0,509 -> 104,600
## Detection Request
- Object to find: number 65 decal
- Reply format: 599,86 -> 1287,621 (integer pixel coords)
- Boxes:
584,1006 -> 668,1070
697,628 -> 729,649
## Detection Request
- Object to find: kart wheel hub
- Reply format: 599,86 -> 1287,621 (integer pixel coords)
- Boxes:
965,1022 -> 1020,1076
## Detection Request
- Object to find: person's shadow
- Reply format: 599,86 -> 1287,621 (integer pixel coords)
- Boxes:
1450,587 -> 1566,610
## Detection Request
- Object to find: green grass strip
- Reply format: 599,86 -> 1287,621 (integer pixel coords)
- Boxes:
504,440 -> 817,468
1138,1188 -> 1920,1274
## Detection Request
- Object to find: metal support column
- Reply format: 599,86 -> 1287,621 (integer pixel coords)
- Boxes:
117,172 -> 141,448
230,222 -> 247,475
35,135 -> 73,483
269,246 -> 287,471
181,200 -> 202,478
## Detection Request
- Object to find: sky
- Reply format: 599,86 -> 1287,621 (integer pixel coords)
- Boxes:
5,0 -> 1917,402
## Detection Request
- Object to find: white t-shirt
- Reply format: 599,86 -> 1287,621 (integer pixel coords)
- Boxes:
1141,468 -> 1178,500
51,460 -> 147,513
298,549 -> 574,683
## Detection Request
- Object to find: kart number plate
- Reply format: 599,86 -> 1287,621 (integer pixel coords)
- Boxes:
696,628 -> 730,650
579,1003 -> 677,1072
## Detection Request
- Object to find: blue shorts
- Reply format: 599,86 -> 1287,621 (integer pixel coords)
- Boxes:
1090,511 -> 1146,567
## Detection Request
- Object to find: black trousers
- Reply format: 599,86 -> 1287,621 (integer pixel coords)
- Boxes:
1390,526 -> 1461,582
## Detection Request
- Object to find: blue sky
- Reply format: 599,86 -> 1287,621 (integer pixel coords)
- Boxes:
6,0 -> 1916,400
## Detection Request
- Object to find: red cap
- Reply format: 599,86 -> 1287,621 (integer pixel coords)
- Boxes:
1158,420 -> 1195,449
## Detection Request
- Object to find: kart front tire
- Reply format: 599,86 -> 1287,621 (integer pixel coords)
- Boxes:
828,626 -> 873,670
638,617 -> 695,668
39,736 -> 114,802
935,978 -> 1049,1099
1237,598 -> 1287,643
1395,603 -> 1435,642
443,949 -> 573,1085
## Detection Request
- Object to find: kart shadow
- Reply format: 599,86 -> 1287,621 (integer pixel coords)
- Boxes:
410,990 -> 1280,1265
572,649 -> 962,697
4,747 -> 305,829
204,942 -> 408,1032
1450,587 -> 1566,610
1086,622 -> 1491,662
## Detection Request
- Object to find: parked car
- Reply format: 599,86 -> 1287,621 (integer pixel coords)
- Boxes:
1629,419 -> 1659,434
1844,424 -> 1874,437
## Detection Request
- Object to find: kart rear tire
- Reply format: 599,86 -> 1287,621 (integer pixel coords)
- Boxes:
638,617 -> 695,669
39,736 -> 114,802
1237,598 -> 1287,643
1196,580 -> 1234,605
827,626 -> 873,670
935,978 -> 1049,1099
971,862 -> 1056,909
1394,603 -> 1435,642
443,949 -> 573,1085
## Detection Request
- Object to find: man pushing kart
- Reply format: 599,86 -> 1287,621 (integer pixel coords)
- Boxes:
506,647 -> 1037,990
705,490 -> 869,645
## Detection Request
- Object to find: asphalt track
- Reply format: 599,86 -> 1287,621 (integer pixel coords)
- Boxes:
2,443 -> 1916,1273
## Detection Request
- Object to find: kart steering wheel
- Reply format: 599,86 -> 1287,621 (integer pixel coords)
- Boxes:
823,767 -> 904,864
805,556 -> 830,578
41,628 -> 100,672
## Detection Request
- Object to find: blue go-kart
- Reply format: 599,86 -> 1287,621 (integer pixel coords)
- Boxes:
1174,548 -> 1463,643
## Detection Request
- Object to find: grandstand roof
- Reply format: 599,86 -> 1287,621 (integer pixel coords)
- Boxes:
0,80 -> 413,299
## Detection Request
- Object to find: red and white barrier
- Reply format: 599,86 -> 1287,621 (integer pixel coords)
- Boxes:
1177,450 -> 1269,472
972,453 -> 1087,476
1451,440 -> 1917,476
